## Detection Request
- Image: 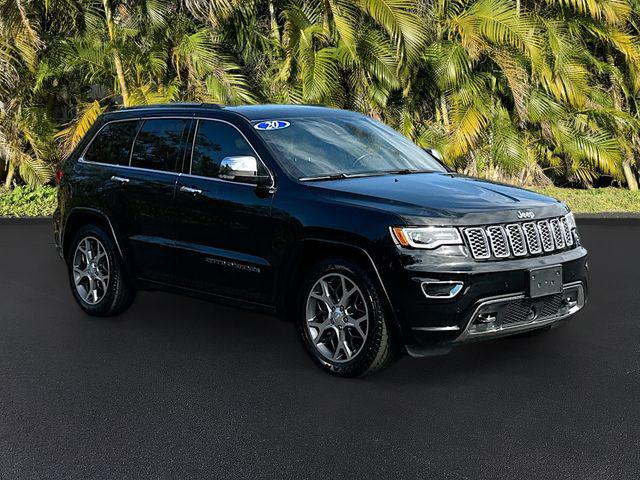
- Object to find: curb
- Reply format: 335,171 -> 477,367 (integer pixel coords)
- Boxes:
0,216 -> 52,225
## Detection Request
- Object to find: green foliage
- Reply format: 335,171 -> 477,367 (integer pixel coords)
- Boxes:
535,186 -> 640,212
0,0 -> 640,191
0,185 -> 57,217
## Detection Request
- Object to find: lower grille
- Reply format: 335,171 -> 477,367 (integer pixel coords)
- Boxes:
456,282 -> 585,342
502,294 -> 563,326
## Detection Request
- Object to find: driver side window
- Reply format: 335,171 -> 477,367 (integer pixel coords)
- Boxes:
190,120 -> 259,181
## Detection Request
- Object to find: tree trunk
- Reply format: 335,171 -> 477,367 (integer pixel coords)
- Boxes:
113,51 -> 130,106
623,161 -> 639,191
103,0 -> 130,107
4,164 -> 15,190
440,95 -> 449,127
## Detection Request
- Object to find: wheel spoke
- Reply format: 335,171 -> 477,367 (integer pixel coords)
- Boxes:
308,319 -> 330,343
305,273 -> 369,364
73,236 -> 110,305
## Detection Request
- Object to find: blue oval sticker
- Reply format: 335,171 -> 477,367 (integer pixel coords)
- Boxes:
254,120 -> 290,131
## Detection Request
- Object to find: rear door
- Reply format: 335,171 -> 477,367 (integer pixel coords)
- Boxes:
112,117 -> 191,283
172,118 -> 275,304
77,119 -> 141,227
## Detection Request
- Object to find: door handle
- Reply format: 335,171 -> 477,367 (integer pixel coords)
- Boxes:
110,175 -> 130,184
180,186 -> 202,195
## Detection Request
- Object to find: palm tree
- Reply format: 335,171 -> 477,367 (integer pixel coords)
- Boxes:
3,0 -> 640,190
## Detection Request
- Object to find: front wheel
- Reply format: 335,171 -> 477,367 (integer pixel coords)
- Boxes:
297,258 -> 396,377
67,224 -> 136,317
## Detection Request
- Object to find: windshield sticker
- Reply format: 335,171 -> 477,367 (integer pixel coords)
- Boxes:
254,120 -> 290,131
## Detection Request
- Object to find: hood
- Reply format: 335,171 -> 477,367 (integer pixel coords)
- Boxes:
307,173 -> 568,225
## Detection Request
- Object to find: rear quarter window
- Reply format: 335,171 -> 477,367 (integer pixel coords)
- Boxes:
83,120 -> 141,165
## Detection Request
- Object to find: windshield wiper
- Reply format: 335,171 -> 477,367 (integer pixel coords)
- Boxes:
382,168 -> 436,175
299,173 -> 352,182
300,169 -> 436,182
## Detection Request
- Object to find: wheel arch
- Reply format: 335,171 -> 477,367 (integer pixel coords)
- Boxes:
62,208 -> 124,262
277,238 -> 401,334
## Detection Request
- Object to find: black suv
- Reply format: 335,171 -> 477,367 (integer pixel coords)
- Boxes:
54,103 -> 588,377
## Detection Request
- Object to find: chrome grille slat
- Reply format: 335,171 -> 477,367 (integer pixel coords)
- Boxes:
505,224 -> 526,256
537,220 -> 554,252
486,226 -> 510,258
522,222 -> 542,254
550,218 -> 565,249
463,216 -> 576,261
560,217 -> 574,246
464,228 -> 490,259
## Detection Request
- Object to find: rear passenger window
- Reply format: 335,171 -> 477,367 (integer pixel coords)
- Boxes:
84,120 -> 140,165
130,118 -> 188,172
191,120 -> 257,179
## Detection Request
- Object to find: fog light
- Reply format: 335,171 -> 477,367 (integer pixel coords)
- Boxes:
421,281 -> 464,299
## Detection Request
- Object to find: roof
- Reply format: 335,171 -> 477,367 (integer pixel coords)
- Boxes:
223,104 -> 351,120
106,103 -> 354,121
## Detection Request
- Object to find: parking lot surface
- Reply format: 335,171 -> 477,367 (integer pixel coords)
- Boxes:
0,220 -> 638,479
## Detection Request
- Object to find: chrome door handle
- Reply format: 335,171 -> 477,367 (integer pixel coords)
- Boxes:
110,175 -> 130,184
180,186 -> 202,195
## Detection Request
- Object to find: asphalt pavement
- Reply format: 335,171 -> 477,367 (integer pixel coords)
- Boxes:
0,219 -> 639,479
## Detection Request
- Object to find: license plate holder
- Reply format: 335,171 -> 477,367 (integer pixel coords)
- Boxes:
527,265 -> 562,298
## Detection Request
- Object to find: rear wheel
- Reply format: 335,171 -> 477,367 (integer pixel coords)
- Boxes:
68,224 -> 135,316
297,258 -> 396,377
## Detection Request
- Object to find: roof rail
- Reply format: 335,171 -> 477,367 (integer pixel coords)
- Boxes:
117,102 -> 223,111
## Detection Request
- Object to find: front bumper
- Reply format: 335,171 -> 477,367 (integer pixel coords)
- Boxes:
383,246 -> 588,354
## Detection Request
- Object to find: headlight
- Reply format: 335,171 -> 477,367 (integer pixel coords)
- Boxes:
391,226 -> 462,249
565,211 -> 576,230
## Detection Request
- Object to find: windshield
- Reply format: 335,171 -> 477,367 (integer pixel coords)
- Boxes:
253,114 -> 446,180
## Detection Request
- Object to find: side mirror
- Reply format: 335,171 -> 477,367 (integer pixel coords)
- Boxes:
219,156 -> 258,180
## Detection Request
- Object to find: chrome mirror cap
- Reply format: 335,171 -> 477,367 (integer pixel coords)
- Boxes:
219,156 -> 258,180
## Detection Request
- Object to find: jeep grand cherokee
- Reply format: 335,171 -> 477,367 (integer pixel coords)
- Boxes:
53,103 -> 588,377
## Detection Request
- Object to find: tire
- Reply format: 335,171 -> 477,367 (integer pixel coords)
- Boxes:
297,258 -> 396,377
67,224 -> 136,317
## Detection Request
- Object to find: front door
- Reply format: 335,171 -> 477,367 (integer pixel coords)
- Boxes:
173,119 -> 275,305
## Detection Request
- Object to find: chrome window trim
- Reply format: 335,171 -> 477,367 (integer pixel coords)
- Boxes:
79,115 -> 192,174
78,115 -> 275,189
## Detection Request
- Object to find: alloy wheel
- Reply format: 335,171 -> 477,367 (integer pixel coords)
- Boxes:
305,273 -> 369,363
72,236 -> 110,305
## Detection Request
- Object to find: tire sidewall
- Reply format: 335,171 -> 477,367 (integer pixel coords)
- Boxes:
297,258 -> 389,377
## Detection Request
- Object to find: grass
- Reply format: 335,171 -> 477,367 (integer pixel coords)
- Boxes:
0,185 -> 57,217
1,185 -> 639,217
534,187 -> 640,214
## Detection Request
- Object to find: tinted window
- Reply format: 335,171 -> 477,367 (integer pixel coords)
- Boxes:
84,120 -> 140,165
191,120 -> 257,179
130,118 -> 188,172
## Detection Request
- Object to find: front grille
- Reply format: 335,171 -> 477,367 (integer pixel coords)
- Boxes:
463,216 -> 575,261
